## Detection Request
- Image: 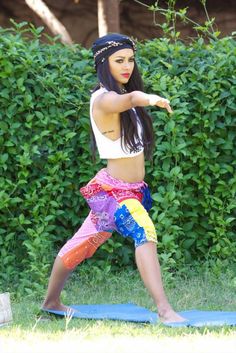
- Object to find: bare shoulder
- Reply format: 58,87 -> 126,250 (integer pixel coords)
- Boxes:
93,92 -> 118,122
92,91 -> 120,138
93,90 -> 119,110
93,90 -> 133,114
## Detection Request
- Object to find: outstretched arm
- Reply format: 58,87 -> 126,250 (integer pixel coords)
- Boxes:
94,90 -> 173,114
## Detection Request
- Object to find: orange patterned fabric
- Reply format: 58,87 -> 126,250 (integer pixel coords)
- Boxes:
61,231 -> 111,270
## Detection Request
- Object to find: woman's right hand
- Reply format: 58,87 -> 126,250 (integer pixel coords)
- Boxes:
147,94 -> 173,114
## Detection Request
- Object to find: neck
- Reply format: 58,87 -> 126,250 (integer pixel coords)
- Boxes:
119,85 -> 127,94
100,82 -> 127,94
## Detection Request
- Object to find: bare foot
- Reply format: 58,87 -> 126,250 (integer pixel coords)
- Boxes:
158,308 -> 186,324
42,301 -> 75,314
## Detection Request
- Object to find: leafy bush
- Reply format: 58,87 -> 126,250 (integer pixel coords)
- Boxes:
138,36 -> 236,265
0,23 -> 98,294
0,23 -> 235,294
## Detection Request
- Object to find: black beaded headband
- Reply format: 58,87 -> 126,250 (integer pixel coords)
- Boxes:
92,34 -> 136,69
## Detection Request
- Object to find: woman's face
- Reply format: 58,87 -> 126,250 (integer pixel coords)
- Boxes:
108,48 -> 135,87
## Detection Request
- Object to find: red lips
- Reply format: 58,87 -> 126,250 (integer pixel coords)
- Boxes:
121,73 -> 130,78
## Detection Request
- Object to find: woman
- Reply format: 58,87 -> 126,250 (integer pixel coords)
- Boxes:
42,33 -> 185,323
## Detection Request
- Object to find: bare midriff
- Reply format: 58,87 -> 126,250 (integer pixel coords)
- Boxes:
106,152 -> 145,183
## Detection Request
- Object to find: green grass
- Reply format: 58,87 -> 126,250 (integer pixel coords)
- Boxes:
1,265 -> 236,353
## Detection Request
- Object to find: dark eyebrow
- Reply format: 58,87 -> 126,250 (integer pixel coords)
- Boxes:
114,55 -> 135,59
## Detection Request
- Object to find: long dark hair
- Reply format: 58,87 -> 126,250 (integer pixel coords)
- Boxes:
91,59 -> 154,160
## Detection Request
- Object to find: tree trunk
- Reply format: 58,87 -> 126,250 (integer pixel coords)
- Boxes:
97,0 -> 120,37
25,0 -> 73,44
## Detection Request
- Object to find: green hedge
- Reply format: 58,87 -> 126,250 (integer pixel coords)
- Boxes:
138,37 -> 236,265
0,23 -> 235,294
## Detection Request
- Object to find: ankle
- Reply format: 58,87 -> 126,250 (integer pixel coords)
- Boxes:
42,298 -> 60,309
157,302 -> 173,317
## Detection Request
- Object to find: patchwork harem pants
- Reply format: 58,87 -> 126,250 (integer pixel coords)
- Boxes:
58,168 -> 157,270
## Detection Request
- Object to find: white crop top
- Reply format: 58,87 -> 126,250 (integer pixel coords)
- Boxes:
90,87 -> 144,159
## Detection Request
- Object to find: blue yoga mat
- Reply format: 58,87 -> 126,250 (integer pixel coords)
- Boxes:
43,303 -> 236,327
